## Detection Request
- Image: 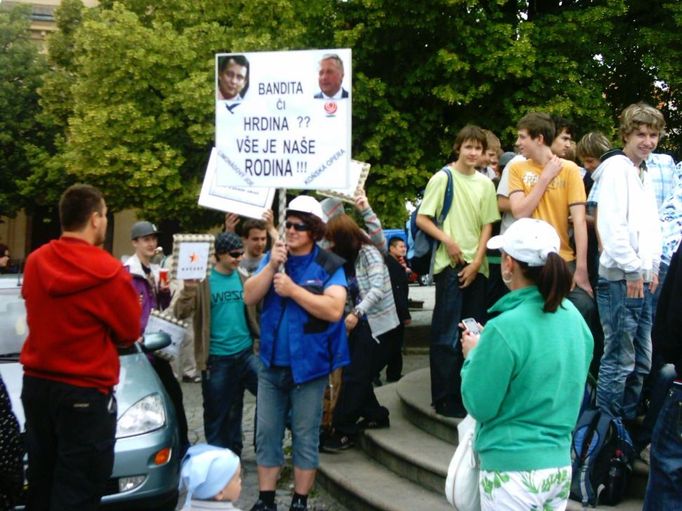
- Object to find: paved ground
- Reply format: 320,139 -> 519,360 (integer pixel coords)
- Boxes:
177,285 -> 434,510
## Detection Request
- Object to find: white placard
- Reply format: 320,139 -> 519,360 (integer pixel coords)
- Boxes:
317,160 -> 370,204
144,312 -> 187,361
176,241 -> 211,280
198,147 -> 276,218
215,49 -> 352,189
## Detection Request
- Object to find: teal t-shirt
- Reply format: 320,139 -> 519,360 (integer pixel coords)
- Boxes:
209,268 -> 252,356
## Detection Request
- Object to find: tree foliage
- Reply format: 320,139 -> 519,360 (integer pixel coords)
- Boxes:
9,0 -> 682,231
0,4 -> 47,217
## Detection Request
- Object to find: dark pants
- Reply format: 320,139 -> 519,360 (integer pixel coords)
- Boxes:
152,356 -> 189,453
21,375 -> 117,511
333,320 -> 388,435
380,324 -> 404,382
430,267 -> 486,414
202,348 -> 259,457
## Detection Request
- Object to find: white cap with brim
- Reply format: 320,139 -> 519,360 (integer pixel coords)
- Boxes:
286,195 -> 326,222
487,218 -> 560,267
179,444 -> 239,508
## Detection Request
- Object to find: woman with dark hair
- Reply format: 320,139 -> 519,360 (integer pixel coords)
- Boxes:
460,218 -> 593,510
323,214 -> 399,450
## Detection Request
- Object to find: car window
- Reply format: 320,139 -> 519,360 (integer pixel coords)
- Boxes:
0,290 -> 28,358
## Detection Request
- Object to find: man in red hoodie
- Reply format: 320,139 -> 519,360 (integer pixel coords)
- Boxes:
20,184 -> 141,511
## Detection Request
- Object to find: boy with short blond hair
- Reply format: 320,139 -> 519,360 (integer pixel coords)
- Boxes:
592,102 -> 664,421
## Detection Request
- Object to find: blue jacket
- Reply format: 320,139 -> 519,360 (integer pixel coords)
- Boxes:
259,245 -> 350,384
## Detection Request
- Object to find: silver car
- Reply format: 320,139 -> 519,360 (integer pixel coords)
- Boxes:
0,275 -> 180,510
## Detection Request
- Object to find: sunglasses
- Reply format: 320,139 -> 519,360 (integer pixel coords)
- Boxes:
285,221 -> 310,232
228,250 -> 244,258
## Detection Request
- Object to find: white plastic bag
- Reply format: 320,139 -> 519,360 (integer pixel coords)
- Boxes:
444,415 -> 480,510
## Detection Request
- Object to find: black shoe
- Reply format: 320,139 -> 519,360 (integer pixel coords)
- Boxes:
434,400 -> 467,418
250,501 -> 277,511
289,503 -> 307,511
358,416 -> 390,429
321,432 -> 354,453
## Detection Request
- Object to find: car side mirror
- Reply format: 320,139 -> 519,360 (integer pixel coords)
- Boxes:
141,332 -> 171,353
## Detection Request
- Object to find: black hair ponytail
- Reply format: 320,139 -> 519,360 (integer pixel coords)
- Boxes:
519,253 -> 572,312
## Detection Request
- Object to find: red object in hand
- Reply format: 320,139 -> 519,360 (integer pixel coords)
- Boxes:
159,268 -> 169,286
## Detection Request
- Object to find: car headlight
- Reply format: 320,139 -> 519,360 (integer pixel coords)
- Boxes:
116,393 -> 166,439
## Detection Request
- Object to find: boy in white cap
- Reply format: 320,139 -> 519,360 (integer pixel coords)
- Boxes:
180,444 -> 243,510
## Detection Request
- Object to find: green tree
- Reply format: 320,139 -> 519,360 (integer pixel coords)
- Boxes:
302,0 -> 631,226
53,0 -> 307,228
18,0 -> 87,216
0,4 -> 47,217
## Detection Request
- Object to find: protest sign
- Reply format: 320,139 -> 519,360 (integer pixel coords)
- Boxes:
215,49 -> 352,189
317,159 -> 370,204
143,310 -> 188,361
171,234 -> 214,280
199,147 -> 276,218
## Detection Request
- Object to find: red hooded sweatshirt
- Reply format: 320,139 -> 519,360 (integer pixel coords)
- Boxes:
20,236 -> 141,391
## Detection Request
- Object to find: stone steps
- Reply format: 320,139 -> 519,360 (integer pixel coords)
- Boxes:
317,367 -> 648,510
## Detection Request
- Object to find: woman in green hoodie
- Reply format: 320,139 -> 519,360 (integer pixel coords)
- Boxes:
460,218 -> 593,511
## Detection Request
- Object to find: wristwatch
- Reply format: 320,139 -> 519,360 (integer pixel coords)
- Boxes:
352,306 -> 363,318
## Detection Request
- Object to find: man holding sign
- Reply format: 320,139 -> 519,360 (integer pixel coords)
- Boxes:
244,196 -> 349,511
174,232 -> 260,457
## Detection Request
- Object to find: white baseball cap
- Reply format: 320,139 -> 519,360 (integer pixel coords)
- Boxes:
287,195 -> 326,222
487,218 -> 560,267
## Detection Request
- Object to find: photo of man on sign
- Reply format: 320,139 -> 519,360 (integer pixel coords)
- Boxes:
217,54 -> 250,101
314,54 -> 349,100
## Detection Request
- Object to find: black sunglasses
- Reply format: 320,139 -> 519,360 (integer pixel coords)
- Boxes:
285,221 -> 310,232
228,250 -> 244,258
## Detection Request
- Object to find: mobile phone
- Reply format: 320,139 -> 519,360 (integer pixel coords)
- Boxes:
461,317 -> 480,335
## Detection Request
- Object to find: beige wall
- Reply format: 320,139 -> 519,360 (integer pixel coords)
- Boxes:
3,0 -> 99,44
0,212 -> 28,261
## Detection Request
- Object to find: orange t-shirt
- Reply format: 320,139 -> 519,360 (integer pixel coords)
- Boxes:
509,159 -> 586,261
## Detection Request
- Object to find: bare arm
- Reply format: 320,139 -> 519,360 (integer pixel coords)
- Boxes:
243,241 -> 287,305
415,213 -> 464,265
458,223 -> 493,288
497,195 -> 511,213
509,156 -> 563,218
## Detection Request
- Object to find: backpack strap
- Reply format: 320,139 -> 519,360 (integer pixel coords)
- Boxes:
436,166 -> 454,227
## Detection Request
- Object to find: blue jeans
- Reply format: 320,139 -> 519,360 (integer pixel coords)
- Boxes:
643,382 -> 682,510
596,278 -> 653,419
430,266 -> 486,411
202,348 -> 259,456
255,366 -> 327,470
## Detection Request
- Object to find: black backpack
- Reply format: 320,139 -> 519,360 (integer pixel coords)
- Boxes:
569,408 -> 636,507
408,166 -> 454,275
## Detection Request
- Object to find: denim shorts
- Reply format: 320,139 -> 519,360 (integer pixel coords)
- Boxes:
255,366 -> 327,469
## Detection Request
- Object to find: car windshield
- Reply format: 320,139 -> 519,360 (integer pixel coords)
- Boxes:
0,289 -> 28,359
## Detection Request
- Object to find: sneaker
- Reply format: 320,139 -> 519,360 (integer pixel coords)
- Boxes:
289,503 -> 307,511
250,501 -> 277,511
182,375 -> 201,383
321,432 -> 354,453
434,400 -> 467,418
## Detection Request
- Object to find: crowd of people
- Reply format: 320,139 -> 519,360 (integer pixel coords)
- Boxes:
2,99 -> 681,510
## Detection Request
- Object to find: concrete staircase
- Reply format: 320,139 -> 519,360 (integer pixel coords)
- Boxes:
317,367 -> 647,511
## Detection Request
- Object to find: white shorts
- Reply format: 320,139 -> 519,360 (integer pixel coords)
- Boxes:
479,465 -> 571,511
